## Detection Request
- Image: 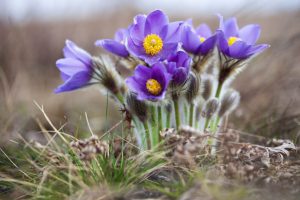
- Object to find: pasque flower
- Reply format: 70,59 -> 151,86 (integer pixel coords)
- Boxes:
166,51 -> 191,85
217,15 -> 269,59
125,63 -> 172,101
181,20 -> 217,55
95,29 -> 129,57
127,10 -> 182,65
55,40 -> 93,93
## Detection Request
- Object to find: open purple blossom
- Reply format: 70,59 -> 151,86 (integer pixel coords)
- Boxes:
181,20 -> 217,55
166,51 -> 191,85
95,28 -> 129,57
125,63 -> 172,101
217,15 -> 269,59
55,40 -> 93,93
126,10 -> 182,65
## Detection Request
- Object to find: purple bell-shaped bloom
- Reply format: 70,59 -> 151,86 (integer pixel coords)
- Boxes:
217,15 -> 269,59
166,51 -> 191,85
125,63 -> 172,101
126,10 -> 183,65
55,40 -> 93,93
181,20 -> 217,55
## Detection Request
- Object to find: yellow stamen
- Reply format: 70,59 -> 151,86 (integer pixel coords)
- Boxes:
146,79 -> 162,95
199,36 -> 206,43
227,36 -> 240,46
143,34 -> 163,56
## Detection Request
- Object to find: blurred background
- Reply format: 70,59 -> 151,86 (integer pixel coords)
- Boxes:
0,0 -> 300,145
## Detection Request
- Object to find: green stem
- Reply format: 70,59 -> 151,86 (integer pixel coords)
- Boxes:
116,92 -> 124,104
212,117 -> 221,133
189,103 -> 194,126
166,110 -> 171,128
215,82 -> 223,98
204,118 -> 210,131
157,106 -> 163,132
150,106 -> 159,148
142,122 -> 150,150
184,103 -> 188,124
173,99 -> 181,129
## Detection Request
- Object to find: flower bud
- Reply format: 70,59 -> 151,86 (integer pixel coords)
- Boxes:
92,56 -> 125,96
201,98 -> 220,119
185,73 -> 201,103
218,89 -> 240,118
201,74 -> 215,101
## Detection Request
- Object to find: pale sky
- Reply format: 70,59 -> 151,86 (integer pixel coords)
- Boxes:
1,0 -> 299,23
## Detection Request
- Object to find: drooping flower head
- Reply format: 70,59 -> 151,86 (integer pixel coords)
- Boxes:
127,10 -> 182,65
217,15 -> 269,59
166,51 -> 191,85
181,20 -> 217,55
125,63 -> 172,101
95,28 -> 129,57
55,40 -> 93,93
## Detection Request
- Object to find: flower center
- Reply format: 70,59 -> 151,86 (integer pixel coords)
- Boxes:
143,34 -> 163,56
199,36 -> 206,43
146,79 -> 162,95
227,36 -> 240,46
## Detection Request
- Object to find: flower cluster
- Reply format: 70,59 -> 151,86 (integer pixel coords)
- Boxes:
54,10 -> 269,151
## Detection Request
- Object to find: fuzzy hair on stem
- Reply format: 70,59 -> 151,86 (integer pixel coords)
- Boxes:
185,72 -> 201,104
201,98 -> 220,119
218,89 -> 240,118
125,92 -> 148,122
92,56 -> 126,97
192,49 -> 216,74
201,74 -> 215,101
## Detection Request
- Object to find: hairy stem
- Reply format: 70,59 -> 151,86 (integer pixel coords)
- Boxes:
173,99 -> 181,129
166,109 -> 171,128
157,106 -> 163,132
189,103 -> 194,126
142,121 -> 150,150
204,118 -> 210,131
215,81 -> 223,98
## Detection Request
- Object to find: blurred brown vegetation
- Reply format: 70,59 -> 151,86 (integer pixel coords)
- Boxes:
0,8 -> 300,146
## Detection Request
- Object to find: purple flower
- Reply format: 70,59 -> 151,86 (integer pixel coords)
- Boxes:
217,15 -> 269,59
55,40 -> 93,93
126,10 -> 182,65
166,51 -> 191,85
125,63 -> 172,101
181,20 -> 217,55
95,29 -> 129,57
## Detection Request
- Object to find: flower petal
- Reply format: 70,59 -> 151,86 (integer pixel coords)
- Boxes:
145,10 -> 168,35
239,24 -> 261,45
129,15 -> 147,44
63,40 -> 91,66
134,65 -> 152,81
143,43 -> 178,65
151,63 -> 172,92
245,44 -> 270,57
199,35 -> 217,55
218,15 -> 239,38
95,39 -> 129,57
168,51 -> 190,67
54,71 -> 91,93
160,21 -> 183,43
216,30 -> 229,54
196,24 -> 212,38
56,58 -> 88,76
228,41 -> 251,59
181,25 -> 201,54
126,37 -> 145,58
